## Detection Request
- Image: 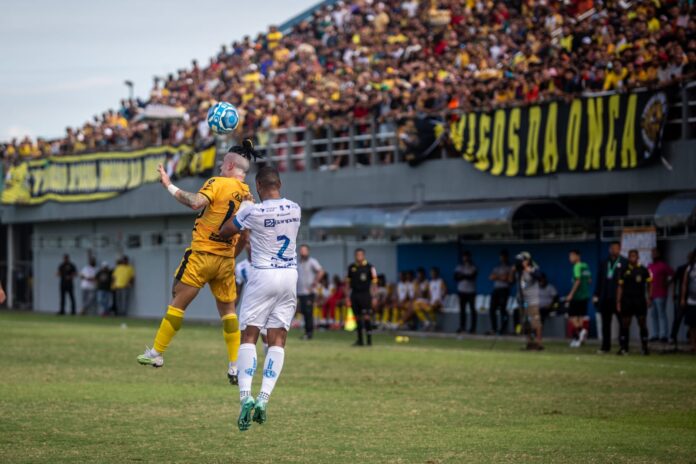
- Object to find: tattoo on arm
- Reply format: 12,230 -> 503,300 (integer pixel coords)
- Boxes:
175,190 -> 207,209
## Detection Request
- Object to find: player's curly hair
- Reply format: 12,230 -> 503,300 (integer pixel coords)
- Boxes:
227,138 -> 262,161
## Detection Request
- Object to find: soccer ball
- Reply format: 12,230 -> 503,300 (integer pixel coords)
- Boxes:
207,101 -> 239,134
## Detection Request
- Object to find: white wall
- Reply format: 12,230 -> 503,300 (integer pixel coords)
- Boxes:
32,216 -> 399,321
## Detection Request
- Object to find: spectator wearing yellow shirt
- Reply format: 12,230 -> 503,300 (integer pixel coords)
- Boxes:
266,25 -> 283,50
603,62 -> 629,91
18,137 -> 36,158
112,256 -> 135,316
647,16 -> 660,33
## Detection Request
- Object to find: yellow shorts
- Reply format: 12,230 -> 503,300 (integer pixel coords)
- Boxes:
175,248 -> 237,303
414,299 -> 431,312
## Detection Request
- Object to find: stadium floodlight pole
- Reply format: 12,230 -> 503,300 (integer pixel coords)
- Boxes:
124,80 -> 134,100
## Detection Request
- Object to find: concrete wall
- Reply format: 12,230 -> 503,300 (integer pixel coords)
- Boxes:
31,216 -> 398,321
3,139 -> 695,225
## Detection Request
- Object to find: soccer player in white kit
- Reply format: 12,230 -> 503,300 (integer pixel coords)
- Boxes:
220,166 -> 301,432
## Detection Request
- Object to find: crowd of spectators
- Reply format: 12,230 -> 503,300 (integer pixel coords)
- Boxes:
2,0 -> 694,167
301,244 -> 696,354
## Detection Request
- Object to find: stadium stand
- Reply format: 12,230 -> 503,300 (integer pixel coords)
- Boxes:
1,0 -> 694,164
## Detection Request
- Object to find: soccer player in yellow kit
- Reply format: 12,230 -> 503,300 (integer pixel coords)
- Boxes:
137,141 -> 255,385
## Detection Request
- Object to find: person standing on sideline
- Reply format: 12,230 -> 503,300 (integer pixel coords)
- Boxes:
647,248 -> 674,343
95,262 -> 113,316
347,248 -> 378,346
455,251 -> 478,334
593,241 -> 628,354
79,257 -> 98,315
0,281 -> 6,305
112,256 -> 135,316
617,249 -> 652,355
671,251 -> 693,347
57,254 -> 77,315
516,252 -> 544,350
565,250 -> 592,348
488,250 -> 514,335
296,245 -> 325,340
679,249 -> 696,352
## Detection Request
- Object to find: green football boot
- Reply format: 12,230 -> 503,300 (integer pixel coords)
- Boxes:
252,399 -> 267,425
237,396 -> 255,432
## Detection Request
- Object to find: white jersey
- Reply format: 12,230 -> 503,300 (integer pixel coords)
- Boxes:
235,197 -> 301,332
407,282 -> 416,300
397,282 -> 409,303
234,198 -> 301,269
235,259 -> 252,286
429,278 -> 445,305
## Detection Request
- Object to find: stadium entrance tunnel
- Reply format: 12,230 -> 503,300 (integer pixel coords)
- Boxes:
308,200 -> 578,239
654,193 -> 696,228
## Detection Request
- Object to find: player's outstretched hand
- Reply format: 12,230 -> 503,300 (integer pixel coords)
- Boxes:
157,164 -> 171,188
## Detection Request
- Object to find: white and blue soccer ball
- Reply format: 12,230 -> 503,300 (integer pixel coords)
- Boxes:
207,101 -> 239,134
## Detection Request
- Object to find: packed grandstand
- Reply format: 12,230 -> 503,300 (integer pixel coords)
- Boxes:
1,0 -> 693,162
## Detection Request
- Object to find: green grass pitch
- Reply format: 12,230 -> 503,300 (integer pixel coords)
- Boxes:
0,312 -> 694,463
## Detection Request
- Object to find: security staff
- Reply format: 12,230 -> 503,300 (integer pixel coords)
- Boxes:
594,241 -> 628,353
346,248 -> 378,346
617,249 -> 652,355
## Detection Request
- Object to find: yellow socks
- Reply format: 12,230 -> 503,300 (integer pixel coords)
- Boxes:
221,313 -> 240,365
153,305 -> 185,354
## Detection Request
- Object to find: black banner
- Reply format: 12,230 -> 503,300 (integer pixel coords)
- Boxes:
405,89 -> 668,176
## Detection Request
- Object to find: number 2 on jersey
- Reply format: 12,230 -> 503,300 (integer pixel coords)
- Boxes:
276,235 -> 291,261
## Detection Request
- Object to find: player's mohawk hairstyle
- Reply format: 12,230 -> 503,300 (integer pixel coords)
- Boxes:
228,138 -> 262,162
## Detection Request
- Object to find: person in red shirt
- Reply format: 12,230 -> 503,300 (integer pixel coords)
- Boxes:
648,248 -> 675,343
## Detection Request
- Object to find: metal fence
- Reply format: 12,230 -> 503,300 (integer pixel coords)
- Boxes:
600,215 -> 695,242
244,83 -> 696,172
251,119 -> 402,172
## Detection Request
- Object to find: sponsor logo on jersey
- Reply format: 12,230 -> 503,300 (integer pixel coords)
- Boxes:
264,219 -> 276,227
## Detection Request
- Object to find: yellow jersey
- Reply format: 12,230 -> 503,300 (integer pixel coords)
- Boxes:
192,176 -> 251,257
112,264 -> 135,289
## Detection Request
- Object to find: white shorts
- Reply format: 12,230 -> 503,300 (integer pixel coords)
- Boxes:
239,267 -> 298,331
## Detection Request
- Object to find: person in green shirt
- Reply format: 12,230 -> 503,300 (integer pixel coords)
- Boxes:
565,250 -> 592,348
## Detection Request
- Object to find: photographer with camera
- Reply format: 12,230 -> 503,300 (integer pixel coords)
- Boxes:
515,252 -> 544,351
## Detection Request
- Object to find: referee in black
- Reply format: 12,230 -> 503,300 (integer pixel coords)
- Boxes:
616,249 -> 652,355
347,248 -> 378,346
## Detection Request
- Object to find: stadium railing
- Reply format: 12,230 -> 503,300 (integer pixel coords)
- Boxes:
251,82 -> 696,172
255,119 -> 400,171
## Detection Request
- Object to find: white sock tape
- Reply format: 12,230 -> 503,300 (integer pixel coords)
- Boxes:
167,184 -> 180,196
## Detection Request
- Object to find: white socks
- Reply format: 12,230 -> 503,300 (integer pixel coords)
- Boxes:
237,343 -> 257,400
237,343 -> 285,403
258,346 -> 285,403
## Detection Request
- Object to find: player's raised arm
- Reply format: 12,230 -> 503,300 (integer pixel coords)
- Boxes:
157,164 -> 210,210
